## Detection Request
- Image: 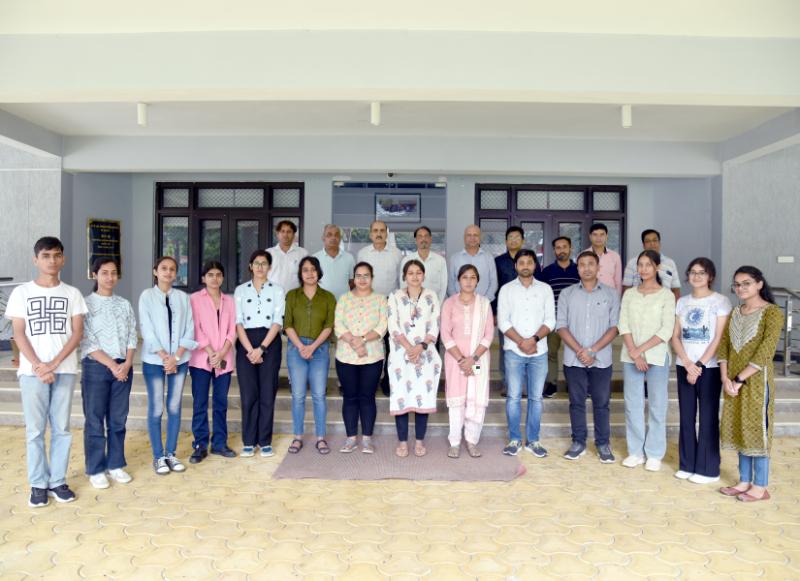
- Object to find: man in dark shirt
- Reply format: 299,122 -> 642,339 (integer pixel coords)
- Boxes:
494,226 -> 541,397
540,236 -> 580,398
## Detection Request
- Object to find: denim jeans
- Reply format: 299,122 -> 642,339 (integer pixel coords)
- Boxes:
142,361 -> 188,459
189,367 -> 232,451
287,338 -> 329,437
504,350 -> 547,443
19,373 -> 76,489
623,355 -> 670,460
81,357 -> 132,475
739,454 -> 770,487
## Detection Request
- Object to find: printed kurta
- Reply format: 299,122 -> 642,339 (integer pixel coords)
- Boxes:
718,304 -> 783,456
387,288 -> 442,415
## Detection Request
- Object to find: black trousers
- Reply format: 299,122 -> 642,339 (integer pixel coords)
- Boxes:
395,412 -> 429,441
564,365 -> 612,446
336,360 -> 382,437
236,328 -> 281,447
380,334 -> 391,392
677,365 -> 721,477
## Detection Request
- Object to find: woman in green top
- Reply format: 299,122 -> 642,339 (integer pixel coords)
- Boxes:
284,256 -> 337,454
718,266 -> 783,502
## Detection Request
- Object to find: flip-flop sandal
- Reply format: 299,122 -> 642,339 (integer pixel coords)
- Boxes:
315,439 -> 330,455
414,441 -> 427,457
288,439 -> 304,454
396,443 -> 409,457
448,446 -> 460,459
466,443 -> 482,458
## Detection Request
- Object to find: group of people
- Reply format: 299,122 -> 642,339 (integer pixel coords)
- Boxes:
5,219 -> 782,508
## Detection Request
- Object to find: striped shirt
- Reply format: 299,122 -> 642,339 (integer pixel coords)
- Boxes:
541,261 -> 580,302
555,282 -> 620,368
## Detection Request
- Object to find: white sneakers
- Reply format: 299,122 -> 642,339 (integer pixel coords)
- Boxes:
674,470 -> 692,480
688,473 -> 720,484
622,455 -> 645,468
90,468 -> 133,489
644,458 -> 662,472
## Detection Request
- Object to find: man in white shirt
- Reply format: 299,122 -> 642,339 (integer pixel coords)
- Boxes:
447,224 -> 499,303
314,224 -> 355,299
622,229 -> 681,300
497,250 -> 555,458
267,220 -> 308,293
400,226 -> 447,305
357,220 -> 402,395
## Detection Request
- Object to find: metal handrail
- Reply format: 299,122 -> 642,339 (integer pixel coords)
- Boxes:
773,288 -> 799,376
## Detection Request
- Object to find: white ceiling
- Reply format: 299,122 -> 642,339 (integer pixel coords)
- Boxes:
0,101 -> 790,143
2,0 -> 799,37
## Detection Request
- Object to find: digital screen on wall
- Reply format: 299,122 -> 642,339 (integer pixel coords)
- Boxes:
87,218 -> 122,278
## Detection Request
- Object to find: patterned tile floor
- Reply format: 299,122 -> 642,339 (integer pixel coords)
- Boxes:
0,426 -> 798,579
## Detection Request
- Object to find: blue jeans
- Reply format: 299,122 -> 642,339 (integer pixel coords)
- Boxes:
189,367 -> 232,451
142,362 -> 188,459
19,373 -> 76,489
287,338 -> 329,437
504,350 -> 547,443
739,454 -> 770,487
623,355 -> 670,460
81,357 -> 132,475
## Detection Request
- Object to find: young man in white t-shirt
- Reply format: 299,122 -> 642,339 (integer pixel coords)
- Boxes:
5,237 -> 88,507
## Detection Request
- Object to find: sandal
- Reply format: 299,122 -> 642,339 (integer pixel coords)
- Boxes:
448,446 -> 460,459
396,442 -> 409,458
315,439 -> 330,455
288,439 -> 303,454
414,440 -> 427,457
466,443 -> 482,458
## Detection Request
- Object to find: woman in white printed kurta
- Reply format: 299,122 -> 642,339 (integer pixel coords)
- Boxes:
387,260 -> 442,457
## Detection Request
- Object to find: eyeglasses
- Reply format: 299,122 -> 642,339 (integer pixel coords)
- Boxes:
689,270 -> 707,277
251,261 -> 269,268
731,281 -> 755,291
354,274 -> 371,280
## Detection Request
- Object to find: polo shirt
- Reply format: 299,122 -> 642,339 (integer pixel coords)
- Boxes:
314,248 -> 356,299
541,260 -> 580,302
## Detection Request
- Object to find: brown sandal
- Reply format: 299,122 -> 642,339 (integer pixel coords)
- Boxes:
288,439 -> 303,454
414,440 -> 427,457
396,442 -> 409,457
315,439 -> 330,455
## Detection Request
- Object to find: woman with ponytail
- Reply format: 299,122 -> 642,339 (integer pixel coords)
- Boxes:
718,266 -> 783,502
80,258 -> 137,489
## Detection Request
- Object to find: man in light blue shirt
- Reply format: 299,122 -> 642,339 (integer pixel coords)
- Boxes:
447,224 -> 499,303
313,224 -> 355,299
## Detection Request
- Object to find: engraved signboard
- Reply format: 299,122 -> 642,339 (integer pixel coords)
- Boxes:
87,218 -> 122,278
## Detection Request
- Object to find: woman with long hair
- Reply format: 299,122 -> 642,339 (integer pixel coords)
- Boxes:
718,266 -> 783,502
670,257 -> 731,484
618,250 -> 676,472
80,258 -> 137,488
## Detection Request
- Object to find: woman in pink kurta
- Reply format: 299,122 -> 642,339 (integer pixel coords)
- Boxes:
440,264 -> 494,458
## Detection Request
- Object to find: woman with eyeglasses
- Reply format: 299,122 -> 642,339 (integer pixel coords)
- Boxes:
670,258 -> 731,484
234,250 -> 285,459
717,266 -> 782,502
334,261 -> 388,454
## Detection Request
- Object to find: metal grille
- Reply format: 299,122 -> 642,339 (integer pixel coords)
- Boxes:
549,191 -> 585,210
558,223 -> 583,260
273,188 -> 301,208
594,191 -> 621,211
516,191 -> 548,210
162,189 -> 189,208
198,189 -> 264,208
480,190 -> 508,210
161,217 -> 189,287
605,220 -> 622,254
479,219 -> 508,258
236,220 -> 260,284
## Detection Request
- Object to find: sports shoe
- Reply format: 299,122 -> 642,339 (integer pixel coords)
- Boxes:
525,441 -> 548,458
361,437 -> 374,454
674,470 -> 693,480
29,487 -> 49,508
165,454 -> 186,472
240,446 -> 255,458
108,468 -> 132,484
210,446 -> 237,458
260,445 -> 274,458
688,473 -> 720,485
597,444 -> 615,464
622,455 -> 645,468
340,437 -> 358,453
154,457 -> 170,475
48,484 -> 76,503
542,383 -> 557,398
563,441 -> 586,461
645,458 -> 662,472
502,440 -> 522,456
89,473 -> 110,489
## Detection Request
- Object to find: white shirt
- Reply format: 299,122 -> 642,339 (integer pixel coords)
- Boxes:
4,281 -> 88,376
400,251 -> 448,305
623,253 -> 681,290
267,244 -> 308,293
675,292 -> 732,368
357,244 -> 402,296
497,278 -> 555,358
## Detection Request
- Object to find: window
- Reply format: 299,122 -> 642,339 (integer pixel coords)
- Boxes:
155,182 -> 304,292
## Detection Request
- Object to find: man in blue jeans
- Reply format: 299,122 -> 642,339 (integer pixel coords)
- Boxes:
497,249 -> 555,457
5,237 -> 87,507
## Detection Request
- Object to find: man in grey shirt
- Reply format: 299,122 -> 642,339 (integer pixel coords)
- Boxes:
556,250 -> 620,464
447,224 -> 498,302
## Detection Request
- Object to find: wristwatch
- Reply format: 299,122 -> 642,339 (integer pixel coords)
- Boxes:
361,335 -> 368,344
421,342 -> 429,350
733,375 -> 747,385
472,354 -> 480,362
695,360 -> 706,369
533,335 -> 541,343
586,349 -> 597,358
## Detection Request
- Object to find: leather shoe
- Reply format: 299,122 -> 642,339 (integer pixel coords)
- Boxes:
189,447 -> 208,464
210,446 -> 237,458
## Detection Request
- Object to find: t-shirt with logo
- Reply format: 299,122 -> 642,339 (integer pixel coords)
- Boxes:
4,281 -> 88,377
675,292 -> 732,368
